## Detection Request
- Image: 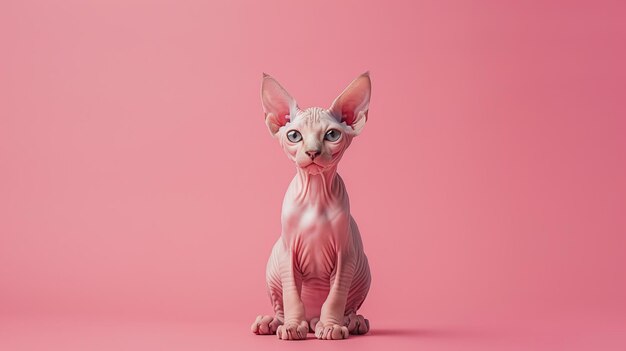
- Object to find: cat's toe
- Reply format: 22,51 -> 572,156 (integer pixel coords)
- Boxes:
251,315 -> 282,335
277,320 -> 308,340
315,322 -> 349,340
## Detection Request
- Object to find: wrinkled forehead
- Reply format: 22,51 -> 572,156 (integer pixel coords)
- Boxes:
289,107 -> 340,129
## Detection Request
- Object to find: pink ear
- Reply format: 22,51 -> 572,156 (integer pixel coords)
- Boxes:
261,73 -> 298,135
329,72 -> 371,135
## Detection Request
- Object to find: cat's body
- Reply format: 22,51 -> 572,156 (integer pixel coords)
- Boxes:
252,74 -> 372,340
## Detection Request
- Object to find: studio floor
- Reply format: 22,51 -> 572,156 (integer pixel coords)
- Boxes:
1,314 -> 624,351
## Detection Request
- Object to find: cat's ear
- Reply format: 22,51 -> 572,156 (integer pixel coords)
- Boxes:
261,73 -> 298,136
329,72 -> 371,135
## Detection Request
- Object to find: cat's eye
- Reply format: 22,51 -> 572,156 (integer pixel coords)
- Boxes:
324,129 -> 341,142
286,130 -> 302,143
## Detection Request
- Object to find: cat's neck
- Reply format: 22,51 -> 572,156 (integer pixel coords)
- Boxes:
291,165 -> 343,202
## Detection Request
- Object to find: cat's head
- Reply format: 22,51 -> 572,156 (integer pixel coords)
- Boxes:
261,72 -> 371,175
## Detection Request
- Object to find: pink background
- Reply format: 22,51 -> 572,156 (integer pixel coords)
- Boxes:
1,0 -> 625,350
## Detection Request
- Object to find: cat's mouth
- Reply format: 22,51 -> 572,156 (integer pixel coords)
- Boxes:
302,162 -> 325,174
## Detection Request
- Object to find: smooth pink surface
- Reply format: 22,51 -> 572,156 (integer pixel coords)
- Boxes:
1,0 -> 625,350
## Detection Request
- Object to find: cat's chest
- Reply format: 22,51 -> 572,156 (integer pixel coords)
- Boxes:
282,202 -> 349,277
281,200 -> 348,238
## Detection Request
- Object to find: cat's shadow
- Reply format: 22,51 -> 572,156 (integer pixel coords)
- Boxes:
369,328 -> 480,339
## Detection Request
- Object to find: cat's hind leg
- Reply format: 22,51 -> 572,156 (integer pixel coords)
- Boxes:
343,248 -> 371,335
343,312 -> 369,335
308,317 -> 320,333
251,315 -> 282,335
252,240 -> 285,335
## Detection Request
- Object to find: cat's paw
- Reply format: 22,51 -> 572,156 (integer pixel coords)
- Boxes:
251,315 -> 282,335
276,320 -> 309,340
343,313 -> 370,335
314,321 -> 349,340
308,317 -> 320,333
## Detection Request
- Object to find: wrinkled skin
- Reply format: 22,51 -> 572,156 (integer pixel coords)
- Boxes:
251,73 -> 372,340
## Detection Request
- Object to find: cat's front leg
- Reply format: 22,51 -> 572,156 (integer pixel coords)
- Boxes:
276,250 -> 308,340
315,253 -> 355,340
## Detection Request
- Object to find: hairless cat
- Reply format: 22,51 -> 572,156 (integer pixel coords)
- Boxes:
251,73 -> 372,340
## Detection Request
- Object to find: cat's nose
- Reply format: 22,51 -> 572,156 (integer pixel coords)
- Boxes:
306,150 -> 321,160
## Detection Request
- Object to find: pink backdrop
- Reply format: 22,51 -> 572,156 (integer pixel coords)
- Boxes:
1,0 -> 625,350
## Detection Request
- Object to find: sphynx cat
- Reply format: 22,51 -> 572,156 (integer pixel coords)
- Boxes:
251,73 -> 372,340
